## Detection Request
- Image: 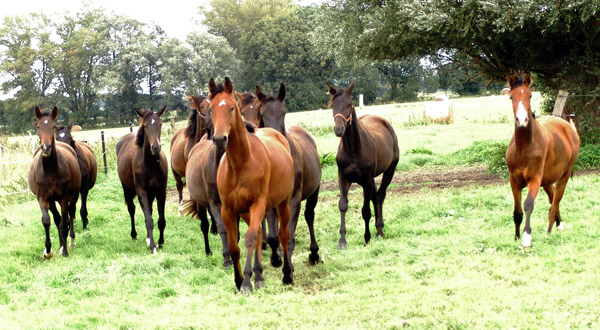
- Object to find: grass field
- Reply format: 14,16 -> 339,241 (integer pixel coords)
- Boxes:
3,93 -> 600,329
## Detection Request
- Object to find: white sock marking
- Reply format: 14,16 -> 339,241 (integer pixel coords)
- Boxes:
557,222 -> 565,231
146,238 -> 150,247
522,232 -> 532,247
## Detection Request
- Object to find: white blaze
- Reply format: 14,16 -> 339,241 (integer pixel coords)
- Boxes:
218,100 -> 226,107
44,120 -> 48,124
516,101 -> 528,127
151,119 -> 156,125
59,133 -> 66,138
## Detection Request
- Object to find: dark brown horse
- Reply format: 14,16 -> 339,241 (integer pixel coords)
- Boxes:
56,121 -> 98,230
170,95 -> 210,203
116,107 -> 168,254
28,106 -> 81,258
210,77 -> 294,293
256,83 -> 321,266
505,73 -> 580,247
327,82 -> 399,249
236,91 -> 262,127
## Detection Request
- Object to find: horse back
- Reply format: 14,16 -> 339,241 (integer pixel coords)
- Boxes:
287,126 -> 322,199
539,117 -> 580,184
359,114 -> 400,175
74,141 -> 97,190
116,133 -> 136,190
254,128 -> 294,208
170,128 -> 188,177
186,140 -> 217,206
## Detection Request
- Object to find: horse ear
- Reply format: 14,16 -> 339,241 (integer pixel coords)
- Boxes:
327,84 -> 337,95
67,119 -> 74,130
224,77 -> 233,93
347,82 -> 355,95
523,73 -> 533,87
208,78 -> 217,96
134,108 -> 147,118
51,106 -> 59,119
278,83 -> 286,102
508,75 -> 518,89
256,85 -> 267,103
234,91 -> 243,103
34,106 -> 42,119
157,105 -> 166,117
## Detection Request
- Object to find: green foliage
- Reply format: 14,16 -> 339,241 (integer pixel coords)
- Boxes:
575,144 -> 600,171
451,140 -> 509,175
407,148 -> 433,155
319,151 -> 336,168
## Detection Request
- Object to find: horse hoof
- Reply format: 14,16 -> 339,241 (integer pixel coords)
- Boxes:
151,247 -> 157,254
309,252 -> 320,265
270,255 -> 283,268
337,242 -> 348,250
240,285 -> 253,295
262,242 -> 267,250
205,250 -> 213,256
254,280 -> 266,290
69,237 -> 75,248
43,249 -> 53,260
557,222 -> 565,231
522,232 -> 532,247
223,259 -> 232,268
131,232 -> 137,240
282,275 -> 294,286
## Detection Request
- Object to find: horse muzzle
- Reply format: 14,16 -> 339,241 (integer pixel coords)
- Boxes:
212,134 -> 228,150
515,116 -> 529,128
334,125 -> 345,137
151,144 -> 161,156
41,144 -> 52,158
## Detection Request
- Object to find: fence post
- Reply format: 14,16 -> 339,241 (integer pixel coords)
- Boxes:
101,131 -> 107,174
552,90 -> 569,116
129,122 -> 133,132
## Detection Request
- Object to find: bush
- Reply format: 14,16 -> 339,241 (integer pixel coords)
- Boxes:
575,144 -> 600,171
452,140 -> 508,176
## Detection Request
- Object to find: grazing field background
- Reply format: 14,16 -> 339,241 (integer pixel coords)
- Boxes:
2,94 -> 600,328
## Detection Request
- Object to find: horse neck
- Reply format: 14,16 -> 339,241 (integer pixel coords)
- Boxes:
140,132 -> 159,163
225,110 -> 252,170
41,138 -> 59,171
341,107 -> 361,153
514,119 -> 537,151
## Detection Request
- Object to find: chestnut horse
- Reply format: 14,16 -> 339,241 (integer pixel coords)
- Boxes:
256,83 -> 321,266
209,77 -> 294,293
327,82 -> 399,249
505,73 -> 580,247
56,121 -> 98,230
170,95 -> 210,203
28,106 -> 81,258
116,107 -> 168,254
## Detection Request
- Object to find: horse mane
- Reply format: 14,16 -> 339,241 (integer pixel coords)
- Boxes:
241,93 -> 256,106
327,89 -> 347,107
184,109 -> 199,138
244,121 -> 256,133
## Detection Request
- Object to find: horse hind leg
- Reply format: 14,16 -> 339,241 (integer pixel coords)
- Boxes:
156,190 -> 167,247
68,195 -> 78,248
265,209 -> 282,268
253,226 -> 265,290
509,176 -> 524,241
174,172 -> 184,204
547,175 -> 571,234
276,198 -> 293,285
361,180 -> 375,245
304,186 -> 320,264
197,204 -> 212,256
209,199 -> 231,267
375,161 -> 397,238
337,176 -> 351,249
80,188 -> 89,229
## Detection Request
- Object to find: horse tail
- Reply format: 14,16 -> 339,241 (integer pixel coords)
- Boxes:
178,198 -> 199,219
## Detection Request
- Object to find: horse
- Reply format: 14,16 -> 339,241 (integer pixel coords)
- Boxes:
170,95 -> 210,203
327,82 -> 400,249
505,73 -> 580,247
209,77 -> 294,293
28,106 -> 81,258
116,106 -> 168,254
255,83 -> 321,266
236,91 -> 262,127
56,121 -> 98,230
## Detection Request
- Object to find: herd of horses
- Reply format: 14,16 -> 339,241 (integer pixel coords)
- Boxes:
27,73 -> 580,292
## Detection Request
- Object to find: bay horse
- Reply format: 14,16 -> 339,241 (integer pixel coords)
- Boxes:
209,77 -> 294,293
116,106 -> 168,254
255,83 -> 321,266
56,121 -> 98,230
505,73 -> 580,247
170,95 -> 210,203
28,106 -> 81,258
327,82 -> 399,249
236,91 -> 262,127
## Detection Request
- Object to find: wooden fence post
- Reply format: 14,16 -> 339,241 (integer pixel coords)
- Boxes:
101,131 -> 107,174
552,90 -> 569,116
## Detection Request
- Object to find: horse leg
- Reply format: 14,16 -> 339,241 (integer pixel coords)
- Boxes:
68,195 -> 78,248
58,199 -> 70,257
277,198 -> 293,285
80,188 -> 89,230
287,189 -> 303,264
547,175 -> 571,234
375,161 -> 397,238
123,186 -> 137,240
253,226 -> 265,289
197,204 -> 212,256
522,178 -> 542,247
543,185 -> 560,232
208,208 -> 218,235
509,175 -> 524,240
240,200 -> 267,294
223,207 -> 243,290
361,179 -> 375,245
156,189 -> 167,247
337,175 -> 351,249
304,186 -> 320,264
137,192 -> 157,254
261,219 -> 268,250
265,209 -> 282,268
174,172 -> 184,204
209,199 -> 231,267
39,199 -> 53,259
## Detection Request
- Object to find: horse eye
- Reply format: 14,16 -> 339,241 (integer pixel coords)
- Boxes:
229,106 -> 234,112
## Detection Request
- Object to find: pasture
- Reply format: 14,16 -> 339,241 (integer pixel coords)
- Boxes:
2,94 -> 600,328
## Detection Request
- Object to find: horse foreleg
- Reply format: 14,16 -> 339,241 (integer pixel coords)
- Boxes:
338,175 -> 351,249
58,199 -> 70,257
509,175 -> 524,241
197,204 -> 212,256
241,204 -> 263,294
522,178 -> 542,247
137,192 -> 156,254
157,190 -> 166,247
209,199 -> 231,267
80,188 -> 89,229
265,208 -> 282,268
39,199 -> 53,259
123,186 -> 137,240
287,189 -> 303,261
68,195 -> 78,248
253,226 -> 265,290
361,180 -> 375,245
376,161 -> 397,238
304,186 -> 320,264
548,175 -> 571,234
277,198 -> 293,285
222,207 -> 242,290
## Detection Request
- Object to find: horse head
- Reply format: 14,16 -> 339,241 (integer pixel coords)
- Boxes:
34,106 -> 59,158
56,120 -> 75,147
237,91 -> 262,127
327,82 -> 355,137
135,106 -> 166,156
508,73 -> 533,129
256,83 -> 286,134
208,77 -> 239,151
